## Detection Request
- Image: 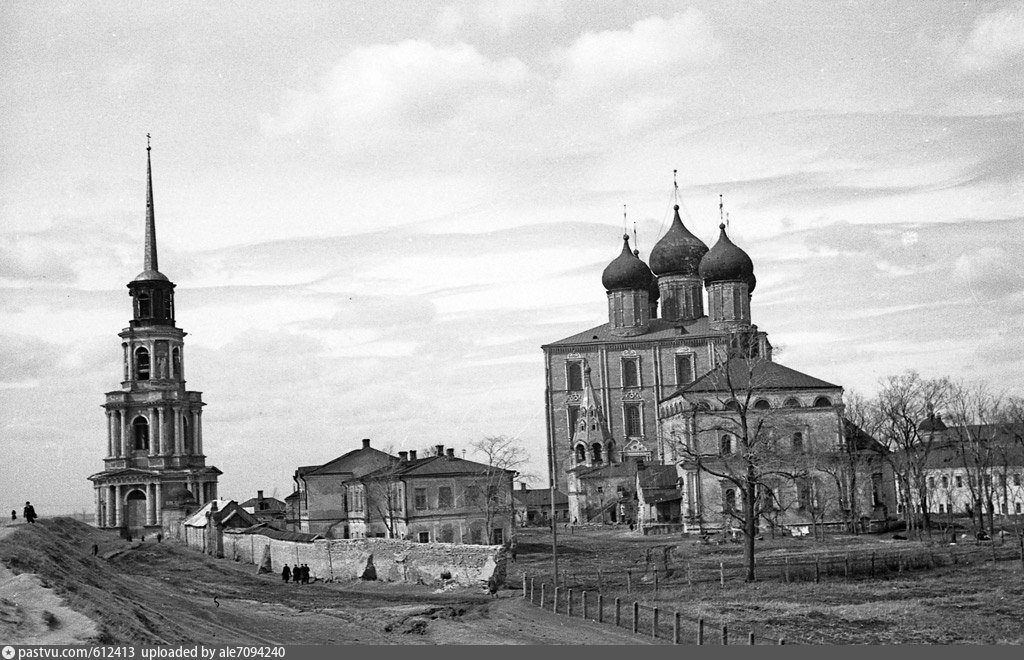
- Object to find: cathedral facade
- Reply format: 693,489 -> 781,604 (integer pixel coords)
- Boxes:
542,202 -> 893,529
88,143 -> 221,537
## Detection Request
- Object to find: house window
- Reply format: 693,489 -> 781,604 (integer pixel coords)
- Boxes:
814,396 -> 832,408
625,405 -> 642,437
1001,502 -> 1008,514
938,504 -> 945,514
792,432 -> 803,453
470,525 -> 483,544
675,354 -> 694,386
720,435 -> 732,455
567,362 -> 583,391
418,531 -> 430,543
621,357 -> 639,388
956,475 -> 963,488
568,406 -> 580,436
754,399 -> 771,410
438,486 -> 453,509
132,416 -> 149,451
414,488 -> 427,510
928,477 -> 935,489
1016,502 -> 1022,514
135,347 -> 150,380
784,398 -> 801,408
941,476 -> 948,489
465,485 -> 480,507
1015,474 -> 1022,487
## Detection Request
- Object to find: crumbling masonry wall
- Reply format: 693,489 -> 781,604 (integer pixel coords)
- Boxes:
221,532 -> 507,587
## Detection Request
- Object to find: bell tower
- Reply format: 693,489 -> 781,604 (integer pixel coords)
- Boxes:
89,137 -> 221,537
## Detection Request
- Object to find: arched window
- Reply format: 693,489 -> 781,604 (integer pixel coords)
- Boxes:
622,358 -> 639,388
784,398 -> 801,408
792,432 -> 803,452
696,401 -> 712,412
567,363 -> 583,391
625,405 -> 641,436
724,399 -> 741,412
135,347 -> 150,380
132,416 -> 149,451
720,435 -> 732,455
172,347 -> 181,379
724,488 -> 736,513
606,440 -> 616,464
137,293 -> 152,318
753,399 -> 771,410
575,444 -> 587,463
591,443 -> 603,464
814,396 -> 832,408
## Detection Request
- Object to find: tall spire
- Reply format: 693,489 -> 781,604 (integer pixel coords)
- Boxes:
144,133 -> 158,274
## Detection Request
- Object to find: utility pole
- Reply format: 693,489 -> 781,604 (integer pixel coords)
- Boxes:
550,428 -> 559,585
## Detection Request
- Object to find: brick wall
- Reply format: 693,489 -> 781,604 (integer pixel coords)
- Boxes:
221,532 -> 507,587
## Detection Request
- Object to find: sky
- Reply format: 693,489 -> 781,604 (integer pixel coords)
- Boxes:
1,1 -> 1022,515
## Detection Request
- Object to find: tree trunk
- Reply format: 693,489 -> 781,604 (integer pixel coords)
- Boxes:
744,468 -> 757,582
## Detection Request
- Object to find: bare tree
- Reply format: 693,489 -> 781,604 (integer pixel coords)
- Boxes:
946,381 -> 1005,538
467,435 -> 528,543
362,455 -> 405,539
875,371 -> 951,539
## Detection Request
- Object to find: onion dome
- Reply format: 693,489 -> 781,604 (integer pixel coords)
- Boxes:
918,411 -> 947,432
649,205 -> 709,277
635,249 -> 660,302
602,234 -> 653,292
699,223 -> 756,292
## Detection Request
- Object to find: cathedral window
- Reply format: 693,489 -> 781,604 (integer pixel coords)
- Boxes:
566,362 -> 583,391
813,396 -> 832,408
720,435 -> 732,455
625,404 -> 641,437
724,399 -> 741,412
591,443 -> 603,464
754,399 -> 771,410
784,398 -> 801,408
135,347 -> 150,380
132,416 -> 149,451
621,358 -> 639,388
172,347 -> 181,379
723,488 -> 736,513
675,354 -> 694,386
575,444 -> 587,463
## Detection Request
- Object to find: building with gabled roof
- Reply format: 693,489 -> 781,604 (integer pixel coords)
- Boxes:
511,483 -> 569,527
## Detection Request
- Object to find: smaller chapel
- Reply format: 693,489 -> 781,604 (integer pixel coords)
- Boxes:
88,140 -> 221,538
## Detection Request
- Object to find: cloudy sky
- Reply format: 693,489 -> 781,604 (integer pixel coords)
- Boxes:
2,1 -> 1022,515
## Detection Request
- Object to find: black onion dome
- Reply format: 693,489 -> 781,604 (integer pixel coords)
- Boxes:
649,205 -> 709,277
602,234 -> 653,292
699,223 -> 756,292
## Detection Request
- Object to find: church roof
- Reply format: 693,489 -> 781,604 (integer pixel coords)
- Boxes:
667,357 -> 839,400
544,316 -> 714,348
512,488 -> 569,507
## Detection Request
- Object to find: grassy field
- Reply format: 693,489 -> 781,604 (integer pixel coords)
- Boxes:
507,525 -> 1024,644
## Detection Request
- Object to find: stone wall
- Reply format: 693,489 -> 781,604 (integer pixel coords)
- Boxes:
221,532 -> 507,587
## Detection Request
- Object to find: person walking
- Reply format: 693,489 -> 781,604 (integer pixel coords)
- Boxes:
23,502 -> 36,524
10,510 -> 15,522
281,564 -> 291,583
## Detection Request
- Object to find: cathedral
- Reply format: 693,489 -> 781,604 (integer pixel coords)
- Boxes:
88,141 -> 221,537
542,199 -> 894,530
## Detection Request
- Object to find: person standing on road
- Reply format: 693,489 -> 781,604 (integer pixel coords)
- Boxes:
23,502 -> 36,524
10,510 -> 15,521
282,564 -> 291,583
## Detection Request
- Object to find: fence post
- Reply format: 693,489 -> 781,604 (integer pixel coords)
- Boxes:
530,578 -> 535,604
697,617 -> 704,645
567,588 -> 573,617
632,601 -> 639,634
582,590 -> 588,619
815,555 -> 821,583
749,631 -> 755,645
553,586 -> 560,613
598,594 -> 604,623
652,606 -> 659,639
722,624 -> 728,645
1019,535 -> 1023,570
898,553 -> 903,574
627,569 -> 632,593
598,568 -> 603,592
523,574 -> 527,599
720,561 -> 725,586
540,583 -> 546,609
615,597 -> 621,627
673,611 -> 680,645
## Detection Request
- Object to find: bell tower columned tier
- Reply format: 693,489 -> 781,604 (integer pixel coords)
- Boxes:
89,137 -> 221,538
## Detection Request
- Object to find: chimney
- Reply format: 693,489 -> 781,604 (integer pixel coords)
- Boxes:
257,490 -> 264,500
520,483 -> 527,491
409,450 -> 417,461
399,451 -> 408,462
446,448 -> 455,458
362,438 -> 371,449
436,444 -> 445,457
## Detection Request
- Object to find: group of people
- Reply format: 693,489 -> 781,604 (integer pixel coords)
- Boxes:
281,563 -> 311,584
10,502 -> 37,524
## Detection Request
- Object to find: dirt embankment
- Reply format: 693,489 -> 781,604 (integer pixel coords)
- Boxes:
0,519 -> 652,645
